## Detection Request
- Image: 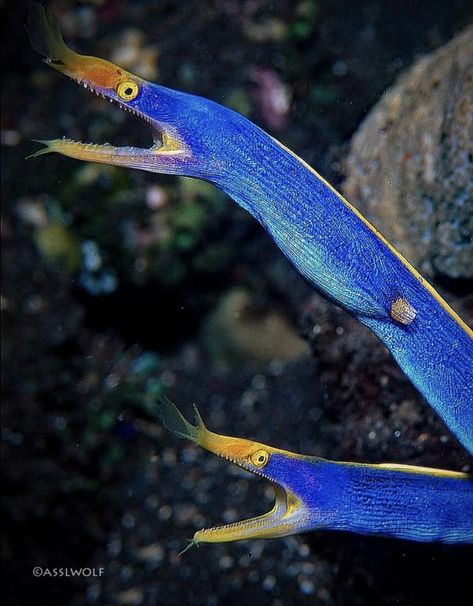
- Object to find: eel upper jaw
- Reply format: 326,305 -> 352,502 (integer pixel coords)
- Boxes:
193,462 -> 306,544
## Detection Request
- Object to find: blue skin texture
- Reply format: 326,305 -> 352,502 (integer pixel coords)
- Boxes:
268,453 -> 473,544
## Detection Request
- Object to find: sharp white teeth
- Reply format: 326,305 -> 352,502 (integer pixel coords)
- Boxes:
70,80 -> 157,140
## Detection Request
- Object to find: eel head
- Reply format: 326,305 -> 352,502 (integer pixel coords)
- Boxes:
157,397 -> 315,546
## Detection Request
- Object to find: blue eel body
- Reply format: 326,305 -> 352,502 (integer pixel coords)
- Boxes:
143,88 -> 473,453
212,103 -> 473,446
272,456 -> 473,544
29,2 -> 473,544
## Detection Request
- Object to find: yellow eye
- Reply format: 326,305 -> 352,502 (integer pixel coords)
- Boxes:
251,449 -> 269,468
116,80 -> 139,101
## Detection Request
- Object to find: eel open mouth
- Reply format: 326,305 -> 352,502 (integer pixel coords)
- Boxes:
158,398 -> 305,545
192,483 -> 299,545
29,100 -> 165,165
28,95 -> 169,167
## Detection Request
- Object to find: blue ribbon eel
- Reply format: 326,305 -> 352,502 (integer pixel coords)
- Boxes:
157,398 -> 473,545
28,3 -> 473,544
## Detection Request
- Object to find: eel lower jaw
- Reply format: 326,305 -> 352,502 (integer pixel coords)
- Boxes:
193,483 -> 306,544
29,137 -> 158,165
28,123 -> 188,169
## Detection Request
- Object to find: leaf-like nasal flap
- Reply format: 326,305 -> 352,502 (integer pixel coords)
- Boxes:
157,397 -> 201,443
27,1 -> 74,64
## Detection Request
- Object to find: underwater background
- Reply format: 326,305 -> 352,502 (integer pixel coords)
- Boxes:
2,1 -> 473,605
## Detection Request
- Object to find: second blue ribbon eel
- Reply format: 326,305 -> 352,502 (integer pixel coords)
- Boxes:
157,398 -> 473,545
28,4 -> 472,458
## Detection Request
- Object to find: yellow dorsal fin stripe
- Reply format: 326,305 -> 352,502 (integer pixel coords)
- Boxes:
274,137 -> 473,338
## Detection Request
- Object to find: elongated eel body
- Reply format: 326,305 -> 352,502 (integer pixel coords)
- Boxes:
28,4 -> 473,544
213,124 -> 473,452
158,399 -> 473,544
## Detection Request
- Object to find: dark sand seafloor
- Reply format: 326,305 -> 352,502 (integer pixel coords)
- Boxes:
2,1 -> 473,605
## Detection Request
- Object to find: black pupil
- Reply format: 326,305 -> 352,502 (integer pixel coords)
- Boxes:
125,87 -> 133,96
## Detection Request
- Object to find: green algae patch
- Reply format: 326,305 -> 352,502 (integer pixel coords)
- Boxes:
35,222 -> 81,273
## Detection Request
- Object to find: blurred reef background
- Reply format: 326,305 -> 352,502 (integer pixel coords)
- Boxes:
2,1 -> 473,605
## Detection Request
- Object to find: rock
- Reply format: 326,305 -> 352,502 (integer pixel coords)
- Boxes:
116,588 -> 144,606
202,288 -> 309,367
343,27 -> 473,281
